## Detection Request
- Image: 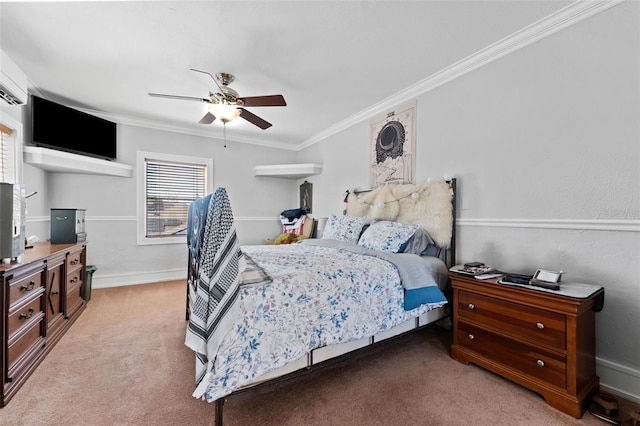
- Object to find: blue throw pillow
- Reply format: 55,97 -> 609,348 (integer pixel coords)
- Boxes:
358,221 -> 420,253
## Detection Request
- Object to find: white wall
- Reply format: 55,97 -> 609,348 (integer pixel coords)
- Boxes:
297,2 -> 639,403
24,123 -> 298,287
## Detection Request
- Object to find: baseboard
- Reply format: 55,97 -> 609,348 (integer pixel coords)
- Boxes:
91,268 -> 186,289
597,356 -> 640,404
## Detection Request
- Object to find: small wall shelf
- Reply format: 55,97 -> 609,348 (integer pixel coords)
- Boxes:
23,146 -> 133,177
254,163 -> 322,179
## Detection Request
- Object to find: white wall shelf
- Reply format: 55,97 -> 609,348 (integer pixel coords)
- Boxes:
23,146 -> 133,177
254,163 -> 322,179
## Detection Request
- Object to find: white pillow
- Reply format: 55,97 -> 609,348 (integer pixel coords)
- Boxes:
358,220 -> 419,253
321,214 -> 367,244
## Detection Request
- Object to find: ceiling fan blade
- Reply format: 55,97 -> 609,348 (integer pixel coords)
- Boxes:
238,95 -> 286,107
148,93 -> 208,102
239,108 -> 272,129
198,112 -> 216,124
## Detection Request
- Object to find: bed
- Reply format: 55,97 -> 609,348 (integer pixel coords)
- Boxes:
185,179 -> 457,425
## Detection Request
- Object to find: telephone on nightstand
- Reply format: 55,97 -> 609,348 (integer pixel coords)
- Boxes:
529,269 -> 564,290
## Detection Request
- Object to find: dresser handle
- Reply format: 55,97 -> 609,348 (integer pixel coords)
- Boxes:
19,307 -> 35,320
21,281 -> 36,291
52,291 -> 60,295
70,259 -> 79,265
537,359 -> 545,367
536,322 -> 545,329
468,303 -> 475,310
468,334 -> 475,340
70,277 -> 78,284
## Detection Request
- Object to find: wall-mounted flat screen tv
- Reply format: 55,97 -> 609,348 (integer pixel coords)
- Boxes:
31,95 -> 117,161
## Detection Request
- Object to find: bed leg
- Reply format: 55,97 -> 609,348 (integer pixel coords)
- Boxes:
215,398 -> 225,426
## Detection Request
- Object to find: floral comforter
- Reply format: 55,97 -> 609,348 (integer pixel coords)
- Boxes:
192,241 -> 447,402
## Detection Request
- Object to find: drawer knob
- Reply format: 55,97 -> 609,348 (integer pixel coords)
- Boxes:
536,322 -> 545,329
467,334 -> 475,340
71,277 -> 78,284
19,307 -> 35,320
537,359 -> 545,367
468,303 -> 475,310
21,281 -> 36,291
70,259 -> 79,265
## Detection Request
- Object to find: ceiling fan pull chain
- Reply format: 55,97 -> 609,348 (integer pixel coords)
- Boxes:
223,122 -> 227,148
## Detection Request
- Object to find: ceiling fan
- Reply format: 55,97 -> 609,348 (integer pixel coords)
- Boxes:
148,69 -> 286,129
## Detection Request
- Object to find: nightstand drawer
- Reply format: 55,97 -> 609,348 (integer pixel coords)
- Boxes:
458,320 -> 566,389
457,290 -> 566,350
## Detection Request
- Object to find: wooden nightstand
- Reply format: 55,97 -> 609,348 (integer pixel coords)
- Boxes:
449,273 -> 604,418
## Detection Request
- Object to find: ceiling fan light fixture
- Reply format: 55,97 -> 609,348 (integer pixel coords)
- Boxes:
208,103 -> 240,123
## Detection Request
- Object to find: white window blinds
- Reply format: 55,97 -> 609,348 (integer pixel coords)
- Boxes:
144,158 -> 207,238
0,124 -> 15,183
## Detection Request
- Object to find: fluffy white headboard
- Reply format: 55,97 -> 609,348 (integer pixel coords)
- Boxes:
345,180 -> 453,248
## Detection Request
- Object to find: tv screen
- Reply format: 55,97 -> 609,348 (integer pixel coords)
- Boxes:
31,95 -> 117,161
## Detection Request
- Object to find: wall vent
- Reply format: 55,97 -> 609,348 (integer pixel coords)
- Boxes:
0,84 -> 25,106
0,49 -> 28,106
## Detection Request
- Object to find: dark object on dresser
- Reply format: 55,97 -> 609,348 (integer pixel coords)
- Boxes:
50,208 -> 86,244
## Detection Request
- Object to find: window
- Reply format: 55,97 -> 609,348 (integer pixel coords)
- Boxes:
137,151 -> 213,245
0,113 -> 22,185
1,124 -> 16,183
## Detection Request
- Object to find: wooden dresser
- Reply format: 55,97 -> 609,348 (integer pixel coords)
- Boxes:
449,273 -> 603,418
0,242 -> 87,407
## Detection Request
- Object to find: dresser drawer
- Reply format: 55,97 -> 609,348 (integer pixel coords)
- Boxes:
457,290 -> 566,350
458,320 -> 566,389
66,281 -> 84,318
66,249 -> 84,274
8,270 -> 45,307
7,319 -> 46,379
8,296 -> 45,339
67,267 -> 83,290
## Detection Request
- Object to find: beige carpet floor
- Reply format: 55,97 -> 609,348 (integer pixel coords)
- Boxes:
0,280 -> 617,425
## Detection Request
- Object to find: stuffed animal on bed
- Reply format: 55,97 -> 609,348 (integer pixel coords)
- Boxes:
273,233 -> 308,245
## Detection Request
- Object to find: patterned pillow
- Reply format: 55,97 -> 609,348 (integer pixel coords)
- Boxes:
358,221 -> 420,253
322,214 -> 367,244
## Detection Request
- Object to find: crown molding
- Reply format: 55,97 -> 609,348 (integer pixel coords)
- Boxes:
297,0 -> 623,151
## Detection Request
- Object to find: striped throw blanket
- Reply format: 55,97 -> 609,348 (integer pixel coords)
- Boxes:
184,188 -> 246,389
